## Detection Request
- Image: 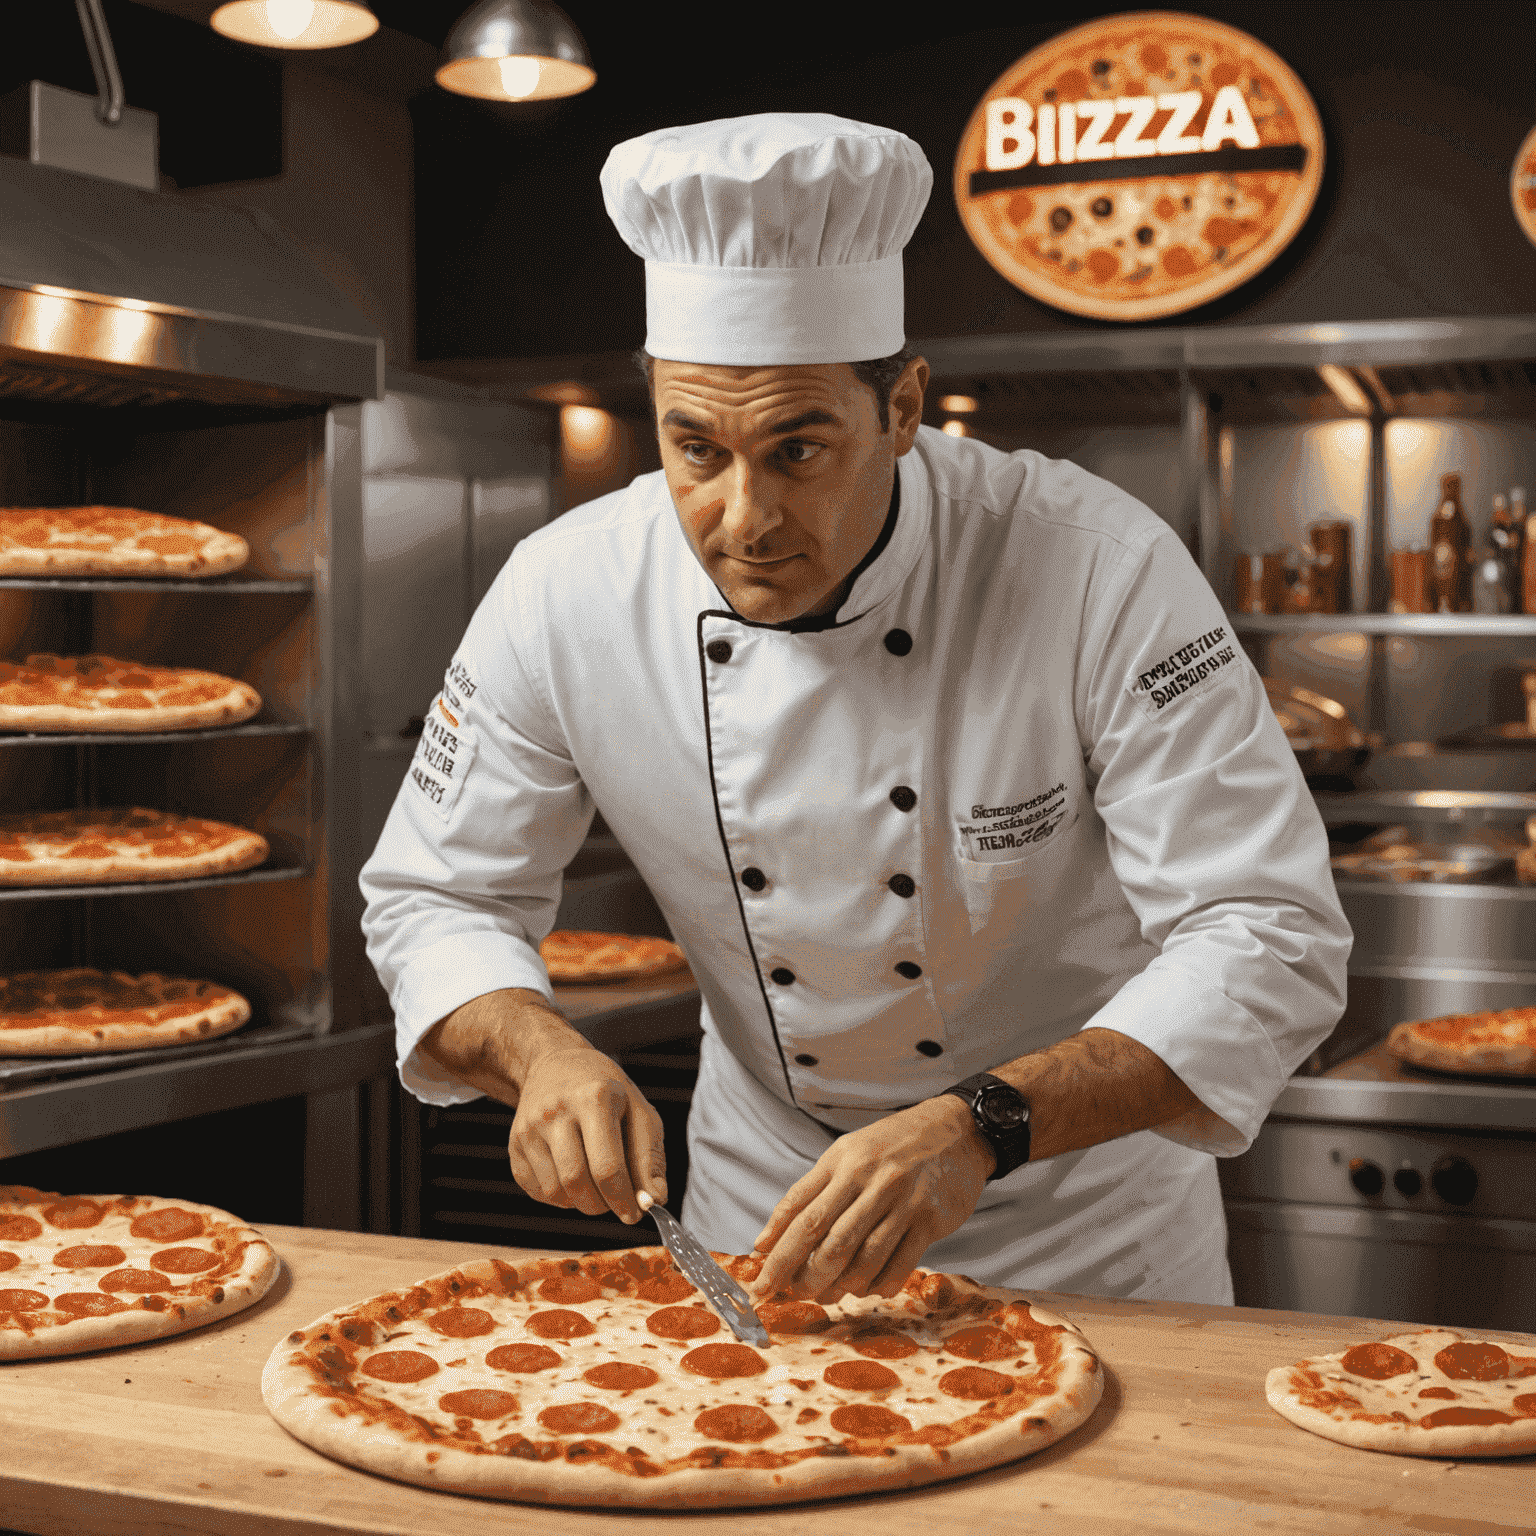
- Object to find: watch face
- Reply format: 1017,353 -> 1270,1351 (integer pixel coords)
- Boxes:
978,1085 -> 1028,1130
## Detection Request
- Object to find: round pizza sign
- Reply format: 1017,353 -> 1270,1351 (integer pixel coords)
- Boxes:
953,11 -> 1326,321
1513,122 -> 1536,252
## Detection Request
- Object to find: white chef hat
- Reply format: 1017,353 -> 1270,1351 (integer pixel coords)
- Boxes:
599,113 -> 933,366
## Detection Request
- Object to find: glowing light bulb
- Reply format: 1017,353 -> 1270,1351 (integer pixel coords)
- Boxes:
498,56 -> 543,99
266,0 -> 315,40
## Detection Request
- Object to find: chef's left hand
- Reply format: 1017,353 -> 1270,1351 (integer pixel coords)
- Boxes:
748,1095 -> 994,1303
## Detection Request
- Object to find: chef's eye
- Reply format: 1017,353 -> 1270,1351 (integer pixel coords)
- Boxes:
778,439 -> 823,464
679,441 -> 717,466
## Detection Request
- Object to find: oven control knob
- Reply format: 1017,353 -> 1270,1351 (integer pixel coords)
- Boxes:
1348,1158 -> 1384,1197
1392,1166 -> 1422,1198
1431,1156 -> 1478,1206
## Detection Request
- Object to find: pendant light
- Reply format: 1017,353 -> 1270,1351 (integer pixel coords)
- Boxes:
210,0 -> 379,50
435,0 -> 595,102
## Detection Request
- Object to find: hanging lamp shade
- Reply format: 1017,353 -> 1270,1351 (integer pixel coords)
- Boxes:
436,0 -> 596,102
210,0 -> 378,49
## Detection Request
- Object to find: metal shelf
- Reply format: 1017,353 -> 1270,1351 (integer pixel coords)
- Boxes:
0,576 -> 311,592
0,862 -> 309,902
0,719 -> 308,747
1317,790 -> 1536,824
1334,877 -> 1536,902
0,1021 -> 396,1159
1232,611 -> 1536,637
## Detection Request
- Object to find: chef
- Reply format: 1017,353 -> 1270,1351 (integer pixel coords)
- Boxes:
360,113 -> 1351,1307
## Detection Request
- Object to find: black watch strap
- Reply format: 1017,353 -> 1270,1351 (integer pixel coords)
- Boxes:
939,1071 -> 1031,1182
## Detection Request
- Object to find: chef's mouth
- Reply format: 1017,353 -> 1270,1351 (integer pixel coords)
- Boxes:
721,552 -> 799,569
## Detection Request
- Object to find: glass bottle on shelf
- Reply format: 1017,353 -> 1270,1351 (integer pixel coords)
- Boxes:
1428,472 -> 1472,613
1512,485 -> 1532,615
1489,490 -> 1524,612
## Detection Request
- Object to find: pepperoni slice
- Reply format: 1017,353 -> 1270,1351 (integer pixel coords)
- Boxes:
360,1351 -> 440,1383
487,1343 -> 562,1373
680,1343 -> 767,1379
1418,1387 -> 1458,1400
583,1362 -> 659,1391
1513,1393 -> 1536,1416
0,1252 -> 20,1273
759,1300 -> 833,1335
99,1268 -> 173,1294
0,1288 -> 47,1313
538,1403 -> 620,1435
0,1216 -> 41,1242
939,1366 -> 1015,1400
943,1325 -> 1016,1362
54,1245 -> 126,1270
128,1208 -> 204,1243
54,1292 -> 130,1317
1434,1341 -> 1510,1381
636,1272 -> 696,1304
1420,1406 -> 1515,1428
646,1305 -> 720,1341
538,1273 -> 601,1305
43,1199 -> 102,1229
1342,1343 -> 1417,1380
526,1309 -> 594,1339
429,1306 -> 495,1338
852,1328 -> 919,1360
830,1404 -> 912,1438
440,1389 -> 519,1420
824,1360 -> 900,1392
694,1405 -> 779,1443
149,1247 -> 220,1275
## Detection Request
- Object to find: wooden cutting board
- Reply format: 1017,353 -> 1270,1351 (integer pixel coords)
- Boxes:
1,1224 -> 1531,1535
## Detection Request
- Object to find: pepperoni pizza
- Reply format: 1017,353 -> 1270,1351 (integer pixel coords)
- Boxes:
0,969 -> 251,1056
0,507 -> 249,578
262,1248 -> 1103,1507
0,1188 -> 278,1360
0,807 -> 269,887
1267,1329 -> 1536,1458
0,654 -> 262,733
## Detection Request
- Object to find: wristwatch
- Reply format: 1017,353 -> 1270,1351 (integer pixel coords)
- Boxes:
939,1072 -> 1031,1181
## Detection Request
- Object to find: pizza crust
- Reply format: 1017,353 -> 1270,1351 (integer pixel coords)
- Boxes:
262,1251 -> 1103,1508
0,1188 -> 278,1360
0,970 -> 251,1056
1387,1009 -> 1536,1077
540,932 -> 689,985
0,654 -> 262,734
0,507 -> 249,578
0,807 -> 269,888
1266,1329 -> 1536,1458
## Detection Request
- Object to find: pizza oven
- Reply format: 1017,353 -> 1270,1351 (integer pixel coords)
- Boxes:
0,155 -> 395,1225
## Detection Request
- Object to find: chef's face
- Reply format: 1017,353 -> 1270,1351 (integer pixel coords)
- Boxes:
653,356 -> 928,624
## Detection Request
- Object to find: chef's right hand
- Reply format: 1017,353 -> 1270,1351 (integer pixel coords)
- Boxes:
419,987 -> 666,1225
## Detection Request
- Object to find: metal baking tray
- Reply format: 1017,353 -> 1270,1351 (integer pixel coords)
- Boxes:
1330,843 -> 1517,883
1265,678 -> 1371,778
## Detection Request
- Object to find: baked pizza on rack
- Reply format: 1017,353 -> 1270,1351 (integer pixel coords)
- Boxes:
0,654 -> 261,734
0,807 -> 268,888
0,969 -> 250,1056
539,931 -> 688,985
1386,1007 -> 1536,1078
263,1249 -> 1103,1508
0,507 -> 248,578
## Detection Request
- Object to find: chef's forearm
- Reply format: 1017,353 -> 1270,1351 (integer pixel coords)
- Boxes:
985,1027 -> 1202,1164
418,987 -> 601,1107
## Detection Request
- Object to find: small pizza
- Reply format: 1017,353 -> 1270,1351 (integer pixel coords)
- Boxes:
0,969 -> 250,1057
1266,1329 -> 1536,1458
1513,121 -> 1536,253
0,1187 -> 278,1360
955,12 -> 1325,320
263,1250 -> 1102,1508
0,654 -> 261,733
0,807 -> 268,888
1387,1008 -> 1536,1078
0,507 -> 248,578
540,931 -> 688,985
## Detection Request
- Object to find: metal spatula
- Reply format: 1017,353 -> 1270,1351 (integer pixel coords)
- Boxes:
637,1191 -> 768,1347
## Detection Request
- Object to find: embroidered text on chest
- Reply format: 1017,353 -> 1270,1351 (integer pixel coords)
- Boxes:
958,781 -> 1068,862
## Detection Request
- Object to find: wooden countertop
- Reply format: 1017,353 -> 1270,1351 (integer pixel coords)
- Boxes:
2,1225 -> 1531,1536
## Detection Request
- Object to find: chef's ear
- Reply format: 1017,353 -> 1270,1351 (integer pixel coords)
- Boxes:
891,356 -> 929,456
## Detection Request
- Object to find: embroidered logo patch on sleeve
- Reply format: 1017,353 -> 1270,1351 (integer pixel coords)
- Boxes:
1127,625 -> 1239,718
408,677 -> 477,821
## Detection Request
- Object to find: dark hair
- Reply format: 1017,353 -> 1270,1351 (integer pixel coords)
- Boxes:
634,343 -> 920,433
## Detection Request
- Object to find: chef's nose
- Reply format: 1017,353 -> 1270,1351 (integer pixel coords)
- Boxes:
720,460 -> 782,548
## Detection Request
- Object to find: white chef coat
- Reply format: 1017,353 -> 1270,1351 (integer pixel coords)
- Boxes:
360,424 -> 1351,1303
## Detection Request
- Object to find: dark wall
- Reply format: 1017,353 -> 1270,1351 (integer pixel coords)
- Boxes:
413,0 -> 1536,360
